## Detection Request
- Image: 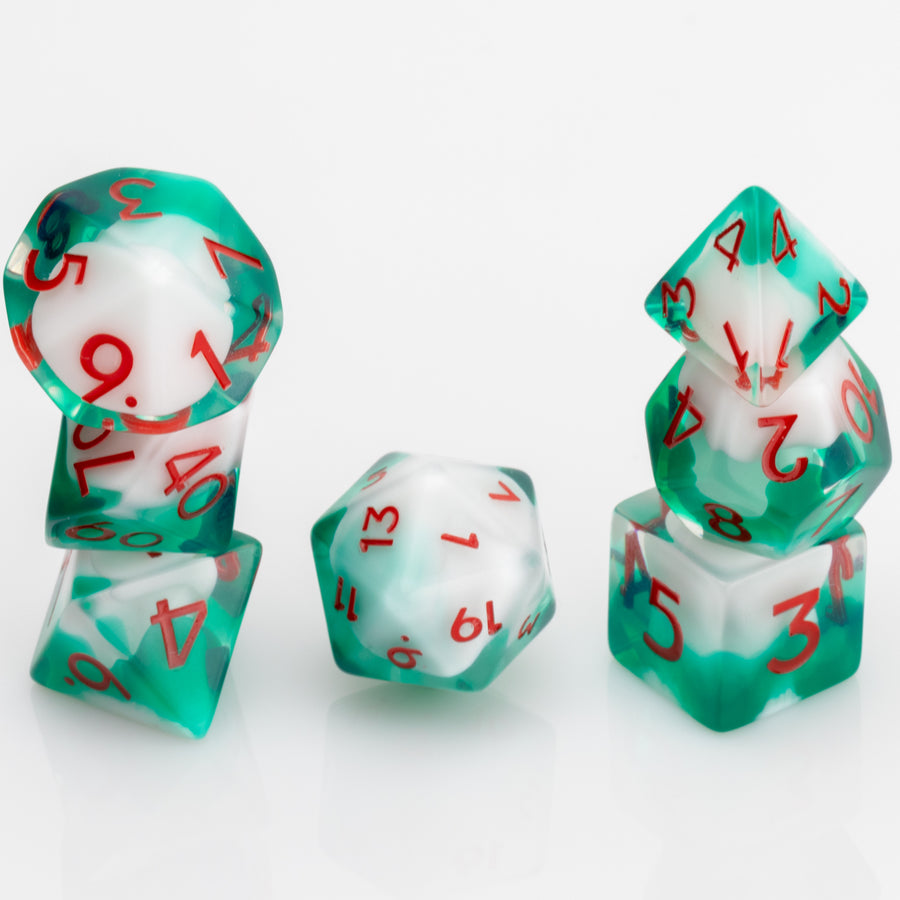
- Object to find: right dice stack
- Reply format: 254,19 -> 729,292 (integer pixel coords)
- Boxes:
608,186 -> 892,731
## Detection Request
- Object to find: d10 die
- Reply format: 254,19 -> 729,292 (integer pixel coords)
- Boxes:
609,489 -> 865,732
311,453 -> 555,691
31,532 -> 262,737
4,167 -> 282,432
644,186 -> 866,405
46,400 -> 249,554
646,338 -> 890,556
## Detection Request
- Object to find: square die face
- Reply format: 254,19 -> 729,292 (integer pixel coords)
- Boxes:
30,532 -> 262,737
311,454 -> 555,691
608,490 -> 865,731
644,186 -> 866,406
46,400 -> 249,554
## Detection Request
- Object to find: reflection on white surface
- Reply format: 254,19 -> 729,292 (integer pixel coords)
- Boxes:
606,661 -> 876,898
319,685 -> 554,896
30,677 -> 272,899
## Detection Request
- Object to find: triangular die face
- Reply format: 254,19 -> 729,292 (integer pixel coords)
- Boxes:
645,186 -> 867,406
30,531 -> 262,737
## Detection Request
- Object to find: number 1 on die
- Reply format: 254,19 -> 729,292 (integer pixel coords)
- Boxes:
191,330 -> 232,389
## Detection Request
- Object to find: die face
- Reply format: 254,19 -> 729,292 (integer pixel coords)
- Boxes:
645,186 -> 866,405
311,454 -> 555,691
4,168 -> 281,432
31,532 -> 262,737
646,338 -> 891,556
608,490 -> 866,732
46,399 -> 249,554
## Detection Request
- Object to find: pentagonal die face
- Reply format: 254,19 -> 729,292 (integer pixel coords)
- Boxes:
646,338 -> 891,557
608,490 -> 866,732
644,186 -> 866,406
4,168 -> 282,432
311,453 -> 556,691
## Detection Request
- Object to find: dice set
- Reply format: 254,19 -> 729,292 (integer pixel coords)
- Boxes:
5,168 -> 282,736
5,175 -> 890,736
609,187 -> 891,730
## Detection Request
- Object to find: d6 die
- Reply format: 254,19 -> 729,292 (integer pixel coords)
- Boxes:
646,338 -> 890,556
644,186 -> 865,405
311,453 -> 556,691
608,489 -> 865,732
46,400 -> 249,554
4,167 -> 282,432
31,532 -> 262,737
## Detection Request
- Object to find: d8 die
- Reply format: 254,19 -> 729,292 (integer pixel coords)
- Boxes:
4,167 -> 282,432
31,532 -> 262,737
609,489 -> 866,732
311,453 -> 556,691
644,186 -> 865,405
646,338 -> 890,556
46,400 -> 249,554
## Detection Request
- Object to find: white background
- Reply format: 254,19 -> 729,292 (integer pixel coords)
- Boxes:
1,1 -> 898,897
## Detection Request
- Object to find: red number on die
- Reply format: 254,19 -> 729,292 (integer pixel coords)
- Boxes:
767,588 -> 820,674
109,178 -> 162,221
150,599 -> 208,669
643,577 -> 683,662
80,334 -> 135,404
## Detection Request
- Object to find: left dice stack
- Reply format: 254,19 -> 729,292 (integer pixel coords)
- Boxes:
608,187 -> 891,731
4,169 -> 282,737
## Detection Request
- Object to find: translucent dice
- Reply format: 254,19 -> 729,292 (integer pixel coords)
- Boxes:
646,339 -> 890,556
4,167 -> 282,432
6,168 -> 280,736
644,186 -> 866,406
609,491 -> 865,732
31,534 -> 262,737
611,187 -> 890,730
311,453 -> 556,690
46,400 -> 249,554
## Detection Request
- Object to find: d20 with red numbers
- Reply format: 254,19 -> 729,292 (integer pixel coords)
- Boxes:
645,338 -> 890,557
4,167 -> 281,433
46,400 -> 249,555
644,186 -> 866,406
310,453 -> 556,691
31,532 -> 262,737
609,490 -> 866,732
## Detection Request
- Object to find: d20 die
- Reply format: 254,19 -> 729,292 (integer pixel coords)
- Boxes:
4,167 -> 282,432
609,489 -> 865,732
46,400 -> 249,555
311,453 -> 555,691
31,532 -> 262,737
644,186 -> 866,405
646,338 -> 890,557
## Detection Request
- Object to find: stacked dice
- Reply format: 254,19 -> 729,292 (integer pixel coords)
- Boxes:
608,187 -> 891,731
4,168 -> 282,737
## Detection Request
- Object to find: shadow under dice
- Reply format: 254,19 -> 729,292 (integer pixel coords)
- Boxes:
609,490 -> 865,732
646,338 -> 890,557
47,400 -> 249,554
644,186 -> 866,406
311,453 -> 555,691
31,533 -> 262,738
